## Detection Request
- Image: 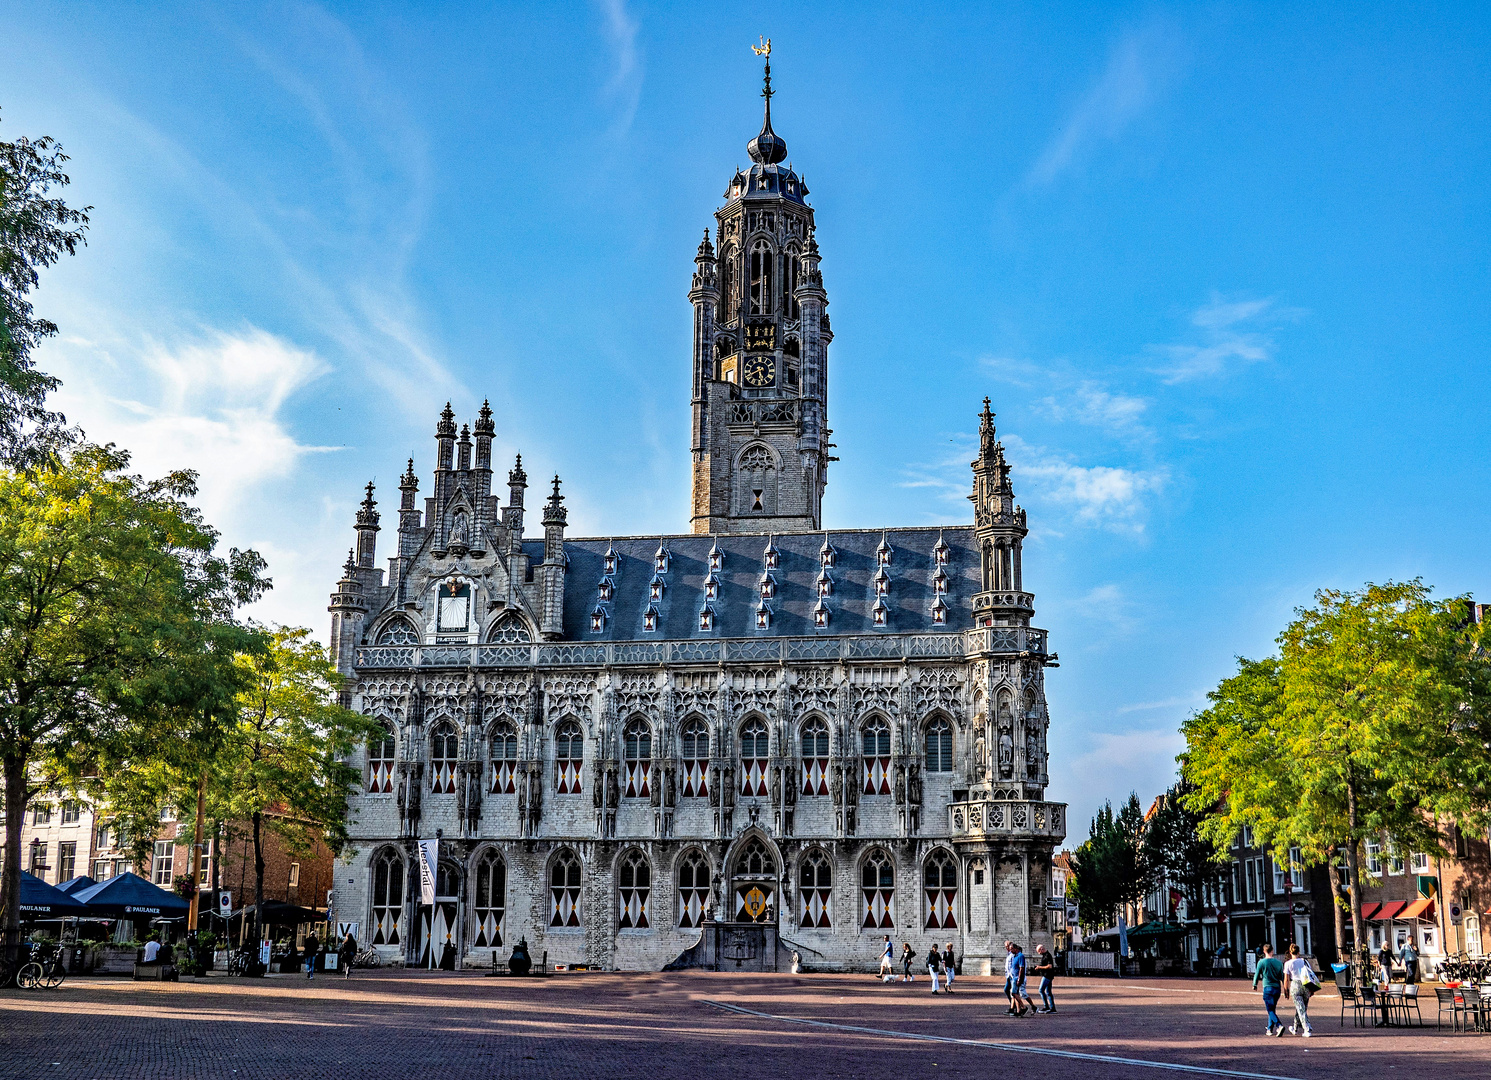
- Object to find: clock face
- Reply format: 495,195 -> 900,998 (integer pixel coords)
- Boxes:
743,356 -> 775,388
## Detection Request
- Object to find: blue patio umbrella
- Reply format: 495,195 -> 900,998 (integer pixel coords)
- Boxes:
57,875 -> 97,895
71,872 -> 190,919
19,871 -> 89,918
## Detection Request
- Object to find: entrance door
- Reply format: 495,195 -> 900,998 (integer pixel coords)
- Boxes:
731,836 -> 777,924
420,862 -> 462,969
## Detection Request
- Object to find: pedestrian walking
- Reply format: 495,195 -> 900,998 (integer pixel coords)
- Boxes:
1032,944 -> 1057,1012
1376,942 -> 1394,986
879,934 -> 894,980
339,930 -> 357,979
1251,943 -> 1285,1036
1280,943 -> 1318,1037
1011,944 -> 1036,1015
926,944 -> 943,993
941,943 -> 956,993
901,942 -> 915,982
1399,939 -> 1419,984
1002,940 -> 1018,1013
303,931 -> 320,981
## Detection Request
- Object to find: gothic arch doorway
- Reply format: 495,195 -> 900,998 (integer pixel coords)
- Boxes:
729,834 -> 779,924
418,860 -> 463,970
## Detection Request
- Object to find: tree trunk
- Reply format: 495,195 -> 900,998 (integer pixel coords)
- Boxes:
187,770 -> 207,932
1329,845 -> 1346,964
1343,779 -> 1368,983
252,809 -> 266,956
2,753 -> 30,967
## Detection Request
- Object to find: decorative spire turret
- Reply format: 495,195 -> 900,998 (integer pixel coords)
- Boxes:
475,399 -> 495,436
970,397 -> 1032,627
542,475 -> 567,528
354,482 -> 380,567
437,402 -> 456,437
747,37 -> 787,165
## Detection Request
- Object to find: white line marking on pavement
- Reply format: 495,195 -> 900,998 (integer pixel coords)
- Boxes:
702,999 -> 1305,1080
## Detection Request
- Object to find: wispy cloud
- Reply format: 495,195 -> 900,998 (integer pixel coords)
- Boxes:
901,431 -> 1166,535
1116,694 -> 1205,715
1036,380 -> 1151,439
596,0 -> 642,136
1027,23 -> 1183,186
1151,294 -> 1285,383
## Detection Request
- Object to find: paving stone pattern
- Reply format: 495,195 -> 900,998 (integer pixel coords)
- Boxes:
2,973 -> 1488,1080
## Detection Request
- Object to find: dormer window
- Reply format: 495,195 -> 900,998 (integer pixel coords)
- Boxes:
763,540 -> 779,569
708,541 -> 723,572
649,575 -> 665,602
933,569 -> 948,595
874,568 -> 890,596
872,599 -> 889,627
699,607 -> 715,632
877,536 -> 893,567
654,543 -> 669,573
932,597 -> 948,625
817,569 -> 833,599
756,603 -> 771,630
933,535 -> 950,566
643,606 -> 659,633
759,574 -> 775,600
603,544 -> 618,576
598,578 -> 614,601
704,573 -> 719,602
590,607 -> 607,633
820,537 -> 836,568
813,602 -> 829,630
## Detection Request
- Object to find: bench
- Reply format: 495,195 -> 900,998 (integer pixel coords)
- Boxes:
133,963 -> 178,981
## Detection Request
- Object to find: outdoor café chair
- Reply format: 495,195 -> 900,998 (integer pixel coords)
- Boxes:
1399,984 -> 1423,1026
1435,986 -> 1459,1031
1457,986 -> 1485,1033
1339,984 -> 1368,1028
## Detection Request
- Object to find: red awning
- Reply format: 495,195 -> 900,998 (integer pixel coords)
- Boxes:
1372,901 -> 1408,921
1399,897 -> 1434,921
1360,902 -> 1382,921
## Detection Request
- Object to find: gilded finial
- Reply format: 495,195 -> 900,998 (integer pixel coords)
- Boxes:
752,36 -> 771,59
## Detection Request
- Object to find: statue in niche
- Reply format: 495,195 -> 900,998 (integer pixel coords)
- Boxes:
783,765 -> 796,806
974,730 -> 988,780
665,766 -> 676,808
907,762 -> 923,806
894,765 -> 906,805
593,762 -> 603,808
830,765 -> 843,804
650,766 -> 662,807
709,767 -> 721,807
770,766 -> 781,804
606,768 -> 620,808
1026,729 -> 1040,778
527,766 -> 542,820
998,729 -> 1014,778
450,512 -> 469,549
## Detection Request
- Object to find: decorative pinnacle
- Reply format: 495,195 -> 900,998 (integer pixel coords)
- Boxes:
475,398 -> 495,436
342,548 -> 357,574
542,474 -> 568,527
437,402 -> 456,436
697,229 -> 715,259
550,474 -> 562,501
356,482 -> 380,528
509,453 -> 527,487
400,458 -> 418,488
459,422 -> 471,442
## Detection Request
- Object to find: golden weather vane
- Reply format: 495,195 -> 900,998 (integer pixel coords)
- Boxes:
752,36 -> 771,59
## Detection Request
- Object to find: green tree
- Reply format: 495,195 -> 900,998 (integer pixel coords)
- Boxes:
0,444 -> 265,962
1144,778 -> 1230,934
210,626 -> 380,937
0,110 -> 90,466
1182,581 -> 1491,974
1068,794 -> 1153,932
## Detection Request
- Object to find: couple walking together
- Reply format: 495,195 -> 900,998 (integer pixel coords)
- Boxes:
877,936 -> 957,992
1252,943 -> 1320,1037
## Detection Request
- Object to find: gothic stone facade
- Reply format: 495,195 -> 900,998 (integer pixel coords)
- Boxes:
328,66 -> 1066,974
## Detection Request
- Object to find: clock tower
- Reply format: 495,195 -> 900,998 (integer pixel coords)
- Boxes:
689,44 -> 833,535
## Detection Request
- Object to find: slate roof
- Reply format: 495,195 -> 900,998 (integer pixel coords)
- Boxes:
534,526 -> 978,642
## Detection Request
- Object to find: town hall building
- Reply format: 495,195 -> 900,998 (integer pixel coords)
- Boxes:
328,53 -> 1067,973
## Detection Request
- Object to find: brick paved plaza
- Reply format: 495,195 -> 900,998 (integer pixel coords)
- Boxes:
3,972 -> 1489,1080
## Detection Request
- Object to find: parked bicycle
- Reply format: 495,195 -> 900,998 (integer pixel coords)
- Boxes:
17,943 -> 66,990
354,947 -> 382,969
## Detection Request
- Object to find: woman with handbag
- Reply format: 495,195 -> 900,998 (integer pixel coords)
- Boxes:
1281,943 -> 1319,1037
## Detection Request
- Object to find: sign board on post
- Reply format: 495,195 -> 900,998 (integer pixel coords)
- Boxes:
219,891 -> 232,917
259,940 -> 272,966
418,839 -> 439,906
1066,902 -> 1080,925
337,921 -> 360,941
1451,903 -> 1463,926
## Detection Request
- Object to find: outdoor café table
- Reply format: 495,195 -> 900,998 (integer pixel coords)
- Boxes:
1375,984 -> 1409,1027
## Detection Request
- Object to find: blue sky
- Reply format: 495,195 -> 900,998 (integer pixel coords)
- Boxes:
4,2 -> 1489,842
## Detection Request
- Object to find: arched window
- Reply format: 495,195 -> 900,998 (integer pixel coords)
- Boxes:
549,849 -> 582,928
799,849 -> 833,928
367,722 -> 396,794
719,246 -> 738,322
375,618 -> 419,646
430,720 -> 458,794
732,836 -> 776,923
623,717 -> 652,798
749,241 -> 773,315
618,849 -> 651,930
681,717 -> 710,798
784,250 -> 800,321
924,716 -> 953,774
735,836 -> 774,876
739,716 -> 769,796
861,849 -> 895,929
678,850 -> 712,928
554,720 -> 583,794
800,717 -> 830,796
472,851 -> 505,948
489,721 -> 518,794
924,849 -> 958,930
485,612 -> 532,644
370,848 -> 404,946
861,716 -> 892,795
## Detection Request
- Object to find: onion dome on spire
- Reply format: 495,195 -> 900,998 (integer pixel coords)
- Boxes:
747,51 -> 788,165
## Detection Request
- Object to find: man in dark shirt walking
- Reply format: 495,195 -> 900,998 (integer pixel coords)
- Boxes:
1031,944 -> 1056,1012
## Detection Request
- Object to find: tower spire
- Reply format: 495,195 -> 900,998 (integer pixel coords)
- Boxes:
747,37 -> 787,165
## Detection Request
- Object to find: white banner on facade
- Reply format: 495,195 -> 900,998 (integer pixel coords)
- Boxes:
418,839 -> 438,906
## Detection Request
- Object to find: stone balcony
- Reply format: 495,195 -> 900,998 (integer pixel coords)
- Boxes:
948,799 -> 1067,845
